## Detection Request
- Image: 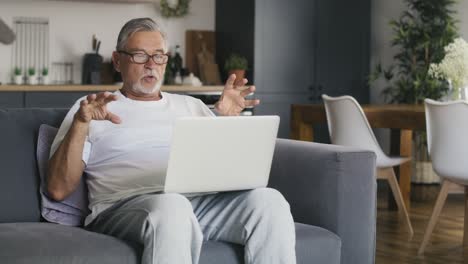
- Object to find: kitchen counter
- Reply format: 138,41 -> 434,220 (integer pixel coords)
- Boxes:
0,84 -> 237,110
0,84 -> 225,93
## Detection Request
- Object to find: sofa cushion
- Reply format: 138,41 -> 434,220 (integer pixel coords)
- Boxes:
199,223 -> 340,264
294,223 -> 341,264
37,124 -> 90,226
0,222 -> 140,264
0,108 -> 68,223
0,222 -> 340,264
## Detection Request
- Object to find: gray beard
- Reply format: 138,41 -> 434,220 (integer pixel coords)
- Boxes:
131,79 -> 163,95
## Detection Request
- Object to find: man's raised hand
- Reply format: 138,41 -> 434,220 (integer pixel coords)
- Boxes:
214,74 -> 260,116
74,91 -> 121,124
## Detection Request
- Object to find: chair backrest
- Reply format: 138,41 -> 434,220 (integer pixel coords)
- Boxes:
425,99 -> 468,181
322,94 -> 388,164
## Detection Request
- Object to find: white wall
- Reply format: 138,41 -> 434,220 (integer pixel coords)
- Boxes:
0,0 -> 215,84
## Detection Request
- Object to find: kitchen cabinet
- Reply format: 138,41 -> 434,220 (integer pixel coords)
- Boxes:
24,92 -> 91,108
0,85 -> 258,115
0,92 -> 23,108
216,0 -> 370,139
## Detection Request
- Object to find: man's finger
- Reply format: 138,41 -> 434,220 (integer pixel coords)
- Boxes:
244,99 -> 260,107
236,78 -> 248,87
232,77 -> 246,88
105,111 -> 122,124
87,93 -> 97,102
225,74 -> 236,88
96,91 -> 111,104
103,94 -> 118,105
240,86 -> 255,97
80,99 -> 89,107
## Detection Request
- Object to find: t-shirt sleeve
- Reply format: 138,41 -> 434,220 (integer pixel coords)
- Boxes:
49,97 -> 92,165
186,96 -> 216,117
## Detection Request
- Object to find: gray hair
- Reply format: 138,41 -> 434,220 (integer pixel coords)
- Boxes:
116,17 -> 167,51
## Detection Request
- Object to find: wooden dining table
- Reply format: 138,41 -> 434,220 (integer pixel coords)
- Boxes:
290,104 -> 426,209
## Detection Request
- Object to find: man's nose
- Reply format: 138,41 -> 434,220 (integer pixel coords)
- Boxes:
144,57 -> 158,69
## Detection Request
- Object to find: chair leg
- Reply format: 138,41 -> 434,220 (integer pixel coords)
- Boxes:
418,180 -> 451,255
385,167 -> 414,238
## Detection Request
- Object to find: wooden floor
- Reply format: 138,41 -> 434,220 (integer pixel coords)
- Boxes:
376,183 -> 466,263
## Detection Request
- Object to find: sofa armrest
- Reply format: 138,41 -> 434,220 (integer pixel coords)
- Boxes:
268,138 -> 376,264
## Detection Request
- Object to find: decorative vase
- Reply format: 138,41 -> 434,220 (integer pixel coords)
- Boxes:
459,85 -> 468,100
40,75 -> 50,85
13,75 -> 23,85
27,75 -> 38,85
448,79 -> 468,100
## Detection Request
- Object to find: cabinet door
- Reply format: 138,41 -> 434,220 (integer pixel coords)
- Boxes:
255,0 -> 316,94
0,92 -> 23,108
25,92 -> 92,108
315,0 -> 370,102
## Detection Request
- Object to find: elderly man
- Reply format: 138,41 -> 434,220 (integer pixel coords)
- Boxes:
47,17 -> 296,264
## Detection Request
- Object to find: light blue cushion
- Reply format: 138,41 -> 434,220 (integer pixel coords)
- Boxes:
37,124 -> 90,226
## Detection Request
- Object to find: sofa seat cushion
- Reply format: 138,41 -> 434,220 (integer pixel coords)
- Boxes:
0,222 -> 340,264
0,222 -> 140,264
199,223 -> 341,264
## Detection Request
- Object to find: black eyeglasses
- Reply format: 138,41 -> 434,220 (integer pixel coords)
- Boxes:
118,50 -> 169,65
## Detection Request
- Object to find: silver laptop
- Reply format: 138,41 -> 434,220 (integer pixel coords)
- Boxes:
163,116 -> 280,194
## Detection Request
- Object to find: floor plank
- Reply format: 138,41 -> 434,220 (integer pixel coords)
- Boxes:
377,183 -> 466,263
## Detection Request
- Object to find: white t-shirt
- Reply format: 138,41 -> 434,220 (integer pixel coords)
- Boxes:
50,90 -> 215,225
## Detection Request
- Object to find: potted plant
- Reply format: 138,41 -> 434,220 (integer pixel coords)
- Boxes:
369,0 -> 458,104
369,0 -> 459,184
27,67 -> 37,85
224,53 -> 248,83
12,67 -> 23,85
41,67 -> 50,85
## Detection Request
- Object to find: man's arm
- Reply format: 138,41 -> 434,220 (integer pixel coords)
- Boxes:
47,92 -> 121,201
47,116 -> 89,201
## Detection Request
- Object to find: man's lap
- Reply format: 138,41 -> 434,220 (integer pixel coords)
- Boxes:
86,187 -> 288,245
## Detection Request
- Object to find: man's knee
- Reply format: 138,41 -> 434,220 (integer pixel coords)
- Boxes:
141,193 -> 195,224
246,188 -> 291,213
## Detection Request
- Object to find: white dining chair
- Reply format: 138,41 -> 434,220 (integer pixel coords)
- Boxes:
322,94 -> 414,238
418,99 -> 468,255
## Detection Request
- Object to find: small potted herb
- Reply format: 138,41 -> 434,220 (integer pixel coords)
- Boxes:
27,67 -> 37,85
13,67 -> 23,85
41,67 -> 50,85
224,53 -> 248,83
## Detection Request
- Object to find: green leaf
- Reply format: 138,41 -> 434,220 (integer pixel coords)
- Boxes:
372,0 -> 459,103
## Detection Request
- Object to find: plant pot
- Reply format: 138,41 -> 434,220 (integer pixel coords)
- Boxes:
228,69 -> 246,85
459,86 -> 468,100
412,161 -> 440,184
13,75 -> 23,85
27,75 -> 38,85
41,75 -> 50,85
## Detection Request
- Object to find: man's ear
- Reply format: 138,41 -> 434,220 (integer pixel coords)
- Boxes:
112,51 -> 121,72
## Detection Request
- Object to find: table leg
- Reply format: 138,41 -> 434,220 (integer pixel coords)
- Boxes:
399,129 -> 412,209
389,129 -> 412,210
291,109 -> 314,141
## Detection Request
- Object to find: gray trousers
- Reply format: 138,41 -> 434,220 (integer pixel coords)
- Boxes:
86,187 -> 296,264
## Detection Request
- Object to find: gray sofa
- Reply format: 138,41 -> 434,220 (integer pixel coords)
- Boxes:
0,108 -> 377,264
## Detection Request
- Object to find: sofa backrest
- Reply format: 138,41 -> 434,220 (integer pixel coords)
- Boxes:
0,108 -> 67,223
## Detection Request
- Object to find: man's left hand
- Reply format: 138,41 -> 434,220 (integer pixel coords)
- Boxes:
214,74 -> 260,116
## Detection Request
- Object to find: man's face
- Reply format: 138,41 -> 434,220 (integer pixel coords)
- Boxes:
113,31 -> 167,95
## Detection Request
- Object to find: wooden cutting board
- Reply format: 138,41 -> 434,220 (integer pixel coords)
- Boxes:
186,30 -> 221,84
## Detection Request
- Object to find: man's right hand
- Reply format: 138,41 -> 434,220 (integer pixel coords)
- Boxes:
74,91 -> 121,124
